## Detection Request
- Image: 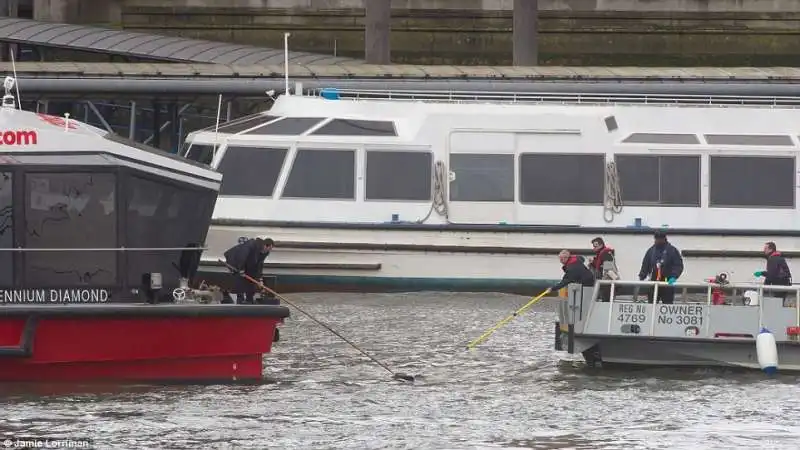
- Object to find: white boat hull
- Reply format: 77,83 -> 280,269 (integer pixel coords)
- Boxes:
196,221 -> 796,293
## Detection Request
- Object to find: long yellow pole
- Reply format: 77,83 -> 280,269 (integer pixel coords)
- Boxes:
466,289 -> 550,350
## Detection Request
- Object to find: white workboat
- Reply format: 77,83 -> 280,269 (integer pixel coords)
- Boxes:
555,279 -> 800,371
182,87 -> 800,294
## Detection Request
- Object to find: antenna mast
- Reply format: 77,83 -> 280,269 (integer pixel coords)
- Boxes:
284,32 -> 291,96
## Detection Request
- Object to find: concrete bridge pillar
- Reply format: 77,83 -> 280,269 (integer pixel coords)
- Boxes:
0,0 -> 18,62
513,0 -> 539,66
33,0 -> 69,22
365,0 -> 391,64
34,0 -> 121,24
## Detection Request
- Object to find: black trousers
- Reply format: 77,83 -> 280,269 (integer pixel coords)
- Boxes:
221,274 -> 258,304
597,284 -> 611,302
647,284 -> 675,304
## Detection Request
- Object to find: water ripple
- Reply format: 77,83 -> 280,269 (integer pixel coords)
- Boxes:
1,293 -> 799,449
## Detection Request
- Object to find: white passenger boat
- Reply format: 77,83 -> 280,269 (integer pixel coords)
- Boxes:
555,279 -> 800,372
182,87 -> 800,294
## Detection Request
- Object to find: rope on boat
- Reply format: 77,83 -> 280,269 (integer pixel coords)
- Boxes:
604,160 -> 623,223
416,160 -> 450,224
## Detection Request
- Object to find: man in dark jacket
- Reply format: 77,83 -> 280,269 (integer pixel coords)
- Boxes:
223,237 -> 274,304
590,237 -> 618,302
755,241 -> 792,299
547,250 -> 595,294
638,231 -> 683,304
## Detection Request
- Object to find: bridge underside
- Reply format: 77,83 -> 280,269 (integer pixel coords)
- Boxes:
0,18 -> 798,153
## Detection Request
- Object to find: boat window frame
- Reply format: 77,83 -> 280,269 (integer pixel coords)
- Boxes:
704,134 -> 795,147
448,152 -> 515,203
243,117 -> 326,136
21,167 -> 120,289
310,118 -> 398,137
280,147 -> 358,201
123,169 -> 217,289
0,169 -> 13,288
708,154 -> 796,209
613,153 -> 702,207
215,145 -> 290,198
518,152 -> 606,206
622,133 -> 700,145
364,148 -> 434,203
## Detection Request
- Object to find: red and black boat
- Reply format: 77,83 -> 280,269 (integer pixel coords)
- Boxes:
0,77 -> 289,383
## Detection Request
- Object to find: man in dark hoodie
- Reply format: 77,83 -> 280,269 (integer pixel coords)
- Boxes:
222,237 -> 274,304
547,249 -> 595,294
638,231 -> 683,304
755,241 -> 792,299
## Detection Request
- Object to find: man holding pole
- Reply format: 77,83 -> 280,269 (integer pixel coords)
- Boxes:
548,250 -> 596,294
221,237 -> 274,304
638,231 -> 683,305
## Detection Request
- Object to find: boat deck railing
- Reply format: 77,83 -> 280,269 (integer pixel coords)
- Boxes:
595,279 -> 800,334
310,88 -> 800,108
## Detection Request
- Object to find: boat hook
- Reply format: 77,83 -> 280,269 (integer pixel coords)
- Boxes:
217,260 -> 415,383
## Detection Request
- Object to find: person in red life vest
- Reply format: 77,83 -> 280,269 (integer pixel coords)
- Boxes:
755,241 -> 792,300
590,237 -> 618,302
546,249 -> 595,295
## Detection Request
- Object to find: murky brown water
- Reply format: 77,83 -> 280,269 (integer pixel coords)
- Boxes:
1,292 -> 799,449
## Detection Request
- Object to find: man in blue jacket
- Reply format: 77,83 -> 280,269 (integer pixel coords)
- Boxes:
638,231 -> 683,304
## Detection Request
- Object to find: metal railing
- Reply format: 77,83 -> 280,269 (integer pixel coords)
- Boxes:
310,88 -> 800,108
593,279 -> 800,335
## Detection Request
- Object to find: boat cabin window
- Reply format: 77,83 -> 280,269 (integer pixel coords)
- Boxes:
519,153 -> 605,205
366,150 -> 432,201
615,155 -> 700,206
185,143 -> 215,165
125,175 -> 216,287
216,114 -> 280,134
0,172 -> 12,287
245,117 -> 324,135
449,154 -> 514,202
217,146 -> 288,197
622,133 -> 700,145
709,156 -> 795,208
310,119 -> 397,137
704,134 -> 794,146
282,148 -> 355,199
24,172 -> 117,287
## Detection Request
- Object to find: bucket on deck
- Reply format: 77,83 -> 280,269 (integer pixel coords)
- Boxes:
756,327 -> 778,375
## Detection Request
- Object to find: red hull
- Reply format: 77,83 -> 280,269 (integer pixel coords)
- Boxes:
0,305 -> 289,383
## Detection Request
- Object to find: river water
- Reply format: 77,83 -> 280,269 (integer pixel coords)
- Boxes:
1,292 -> 799,449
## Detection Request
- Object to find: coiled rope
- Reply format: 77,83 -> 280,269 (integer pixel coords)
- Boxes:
417,160 -> 450,224
604,160 -> 623,223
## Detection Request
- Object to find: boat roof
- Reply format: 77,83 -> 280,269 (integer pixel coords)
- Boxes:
186,92 -> 800,148
0,94 -> 221,190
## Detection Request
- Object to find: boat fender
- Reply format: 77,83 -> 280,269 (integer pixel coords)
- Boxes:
756,327 -> 778,375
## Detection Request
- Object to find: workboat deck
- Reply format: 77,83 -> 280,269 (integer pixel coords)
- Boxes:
555,280 -> 800,372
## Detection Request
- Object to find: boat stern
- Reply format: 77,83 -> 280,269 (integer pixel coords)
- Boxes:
554,283 -> 598,355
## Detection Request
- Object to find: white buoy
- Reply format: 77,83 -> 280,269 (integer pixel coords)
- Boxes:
756,327 -> 778,375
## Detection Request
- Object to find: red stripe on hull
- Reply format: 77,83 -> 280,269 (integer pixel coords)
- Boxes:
0,316 -> 281,382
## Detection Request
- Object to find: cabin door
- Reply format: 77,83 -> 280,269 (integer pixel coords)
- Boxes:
446,131 -> 516,225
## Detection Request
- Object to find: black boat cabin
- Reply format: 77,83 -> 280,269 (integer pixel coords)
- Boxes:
0,86 -> 221,305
